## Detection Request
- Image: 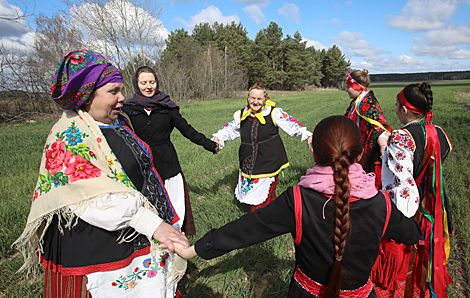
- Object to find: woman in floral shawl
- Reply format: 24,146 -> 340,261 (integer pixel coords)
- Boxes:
13,50 -> 188,298
344,69 -> 392,188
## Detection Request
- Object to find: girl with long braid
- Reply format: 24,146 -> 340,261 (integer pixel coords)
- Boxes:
174,116 -> 422,297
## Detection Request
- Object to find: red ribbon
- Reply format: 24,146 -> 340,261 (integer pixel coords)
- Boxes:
397,88 -> 425,114
346,73 -> 367,92
412,111 -> 448,297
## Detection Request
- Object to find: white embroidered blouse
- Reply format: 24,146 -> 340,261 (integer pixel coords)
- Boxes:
381,129 -> 420,218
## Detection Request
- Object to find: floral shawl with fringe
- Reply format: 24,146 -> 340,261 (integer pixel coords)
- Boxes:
13,109 -> 185,282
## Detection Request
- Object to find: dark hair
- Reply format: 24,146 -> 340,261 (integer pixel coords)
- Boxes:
312,116 -> 362,298
400,82 -> 433,114
135,66 -> 157,81
350,69 -> 370,88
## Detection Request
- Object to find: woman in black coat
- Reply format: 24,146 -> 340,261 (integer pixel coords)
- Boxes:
123,66 -> 219,234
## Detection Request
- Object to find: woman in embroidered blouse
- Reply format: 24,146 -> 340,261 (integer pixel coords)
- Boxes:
123,66 -> 219,235
372,83 -> 453,298
212,82 -> 312,211
13,50 -> 188,298
175,115 -> 422,297
344,70 -> 391,188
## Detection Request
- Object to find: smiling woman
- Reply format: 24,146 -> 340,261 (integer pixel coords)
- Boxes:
13,50 -> 188,298
212,82 -> 313,211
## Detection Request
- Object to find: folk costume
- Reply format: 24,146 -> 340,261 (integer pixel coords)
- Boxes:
123,66 -> 218,234
344,73 -> 391,186
213,88 -> 312,211
372,87 -> 454,298
194,164 -> 422,297
13,50 -> 186,298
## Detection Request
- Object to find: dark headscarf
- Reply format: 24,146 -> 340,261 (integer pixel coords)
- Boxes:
125,66 -> 177,108
50,50 -> 122,110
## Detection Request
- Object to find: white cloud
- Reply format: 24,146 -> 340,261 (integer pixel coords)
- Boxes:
355,55 -> 428,73
422,25 -> 470,46
243,4 -> 266,25
388,0 -> 458,32
434,61 -> 470,71
302,38 -> 327,51
0,0 -> 34,52
232,0 -> 270,7
0,0 -> 30,38
0,31 -> 35,52
449,49 -> 470,59
345,1 -> 352,7
175,5 -> 240,31
333,3 -> 341,9
350,59 -> 374,70
334,31 -> 387,60
410,25 -> 470,58
278,3 -> 300,25
71,0 -> 169,45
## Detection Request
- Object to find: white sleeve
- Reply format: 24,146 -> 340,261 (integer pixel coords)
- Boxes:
212,110 -> 241,147
272,108 -> 312,141
381,129 -> 420,218
71,193 -> 163,239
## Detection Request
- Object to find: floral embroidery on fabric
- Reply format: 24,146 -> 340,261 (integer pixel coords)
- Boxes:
111,253 -> 168,290
399,187 -> 411,200
221,120 -> 236,130
240,176 -> 260,195
34,121 -> 136,199
36,122 -> 101,198
278,109 -> 304,128
389,130 -> 414,151
344,91 -> 391,165
394,163 -> 404,173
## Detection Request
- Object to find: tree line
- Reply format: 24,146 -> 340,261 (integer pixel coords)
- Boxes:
370,70 -> 470,82
0,0 -> 351,116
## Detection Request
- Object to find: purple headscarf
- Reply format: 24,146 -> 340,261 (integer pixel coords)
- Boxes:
50,49 -> 122,110
125,66 -> 177,108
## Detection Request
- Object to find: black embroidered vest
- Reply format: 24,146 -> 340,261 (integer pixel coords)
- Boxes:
239,108 -> 289,178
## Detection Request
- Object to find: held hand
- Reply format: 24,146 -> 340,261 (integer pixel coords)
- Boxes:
377,135 -> 388,159
307,135 -> 313,149
152,222 -> 189,253
380,145 -> 386,159
174,243 -> 197,259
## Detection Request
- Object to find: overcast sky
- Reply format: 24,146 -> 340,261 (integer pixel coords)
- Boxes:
1,0 -> 470,74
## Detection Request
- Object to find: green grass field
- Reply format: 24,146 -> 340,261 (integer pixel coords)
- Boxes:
0,81 -> 469,297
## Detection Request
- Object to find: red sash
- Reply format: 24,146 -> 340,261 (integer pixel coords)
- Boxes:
294,266 -> 373,297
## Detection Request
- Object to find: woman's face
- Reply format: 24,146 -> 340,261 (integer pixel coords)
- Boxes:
138,72 -> 157,97
346,86 -> 361,99
249,89 -> 265,112
84,82 -> 125,124
395,98 -> 408,124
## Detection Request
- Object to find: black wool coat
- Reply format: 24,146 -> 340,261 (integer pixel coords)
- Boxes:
122,104 -> 217,181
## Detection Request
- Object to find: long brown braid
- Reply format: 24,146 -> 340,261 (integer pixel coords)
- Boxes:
312,116 -> 363,298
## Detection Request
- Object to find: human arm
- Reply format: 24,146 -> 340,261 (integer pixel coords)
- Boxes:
378,131 -> 390,158
382,129 -> 420,218
384,198 -> 422,245
272,108 -> 312,142
211,110 -> 242,148
193,188 -> 296,260
174,243 -> 197,259
170,108 -> 218,153
71,193 -> 188,252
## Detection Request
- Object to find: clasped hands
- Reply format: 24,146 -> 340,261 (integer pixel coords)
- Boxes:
153,222 -> 197,259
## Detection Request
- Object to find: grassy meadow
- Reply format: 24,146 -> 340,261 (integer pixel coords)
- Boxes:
0,80 -> 469,297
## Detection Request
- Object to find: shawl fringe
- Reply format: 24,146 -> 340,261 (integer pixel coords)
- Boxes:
12,191 -> 163,275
